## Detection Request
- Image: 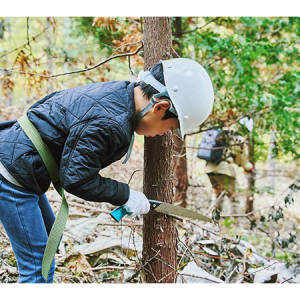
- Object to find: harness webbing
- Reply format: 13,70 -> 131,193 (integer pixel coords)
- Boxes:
18,115 -> 69,282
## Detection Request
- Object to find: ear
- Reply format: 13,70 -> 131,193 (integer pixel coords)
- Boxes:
152,100 -> 170,113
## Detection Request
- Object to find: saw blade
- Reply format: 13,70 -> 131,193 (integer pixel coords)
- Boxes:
152,202 -> 212,222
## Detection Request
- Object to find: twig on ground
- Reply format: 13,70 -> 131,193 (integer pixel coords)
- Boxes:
0,229 -> 9,240
179,273 -> 222,283
49,198 -> 110,214
281,276 -> 295,283
178,238 -> 202,267
125,250 -> 160,282
206,190 -> 226,214
225,266 -> 238,283
88,265 -> 135,271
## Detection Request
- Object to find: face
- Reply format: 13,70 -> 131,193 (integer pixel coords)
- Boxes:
135,100 -> 180,138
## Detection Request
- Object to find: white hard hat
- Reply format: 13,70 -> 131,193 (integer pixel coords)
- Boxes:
161,58 -> 214,139
136,58 -> 214,139
239,117 -> 253,132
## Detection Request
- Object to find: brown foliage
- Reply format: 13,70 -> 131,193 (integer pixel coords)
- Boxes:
14,49 -> 31,72
92,17 -> 119,31
1,75 -> 14,98
0,104 -> 23,121
93,17 -> 143,68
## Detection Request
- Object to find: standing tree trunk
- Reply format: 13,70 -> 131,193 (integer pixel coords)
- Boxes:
4,17 -> 13,106
172,17 -> 188,208
269,128 -> 277,189
46,17 -> 53,93
246,131 -> 255,214
173,134 -> 188,208
142,17 -> 178,283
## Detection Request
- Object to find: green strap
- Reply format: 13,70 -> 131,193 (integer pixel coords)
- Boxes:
122,133 -> 135,164
18,115 -> 69,282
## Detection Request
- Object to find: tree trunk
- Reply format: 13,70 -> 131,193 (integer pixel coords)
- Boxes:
4,17 -> 13,106
269,129 -> 277,189
246,132 -> 255,214
46,17 -> 53,93
173,134 -> 188,208
63,17 -> 71,74
142,17 -> 178,283
171,17 -> 188,208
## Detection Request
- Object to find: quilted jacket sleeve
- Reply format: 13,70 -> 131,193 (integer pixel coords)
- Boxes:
59,117 -> 130,206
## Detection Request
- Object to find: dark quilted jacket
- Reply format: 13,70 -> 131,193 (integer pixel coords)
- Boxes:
0,81 -> 136,206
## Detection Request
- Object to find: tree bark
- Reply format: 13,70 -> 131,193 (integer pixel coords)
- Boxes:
269,128 -> 277,189
246,132 -> 255,214
173,134 -> 188,207
46,17 -> 53,93
4,17 -> 13,106
142,17 -> 178,283
171,17 -> 188,208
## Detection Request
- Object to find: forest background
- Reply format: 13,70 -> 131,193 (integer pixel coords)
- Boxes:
1,12 -> 300,289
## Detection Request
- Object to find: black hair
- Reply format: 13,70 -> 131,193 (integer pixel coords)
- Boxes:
137,63 -> 178,121
137,63 -> 165,99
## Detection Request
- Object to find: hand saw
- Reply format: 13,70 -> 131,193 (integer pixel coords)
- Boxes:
110,199 -> 212,223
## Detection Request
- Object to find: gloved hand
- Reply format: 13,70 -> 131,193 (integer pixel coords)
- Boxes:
123,189 -> 150,217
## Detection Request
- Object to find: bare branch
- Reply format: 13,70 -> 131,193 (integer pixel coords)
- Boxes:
206,190 -> 226,214
180,17 -> 221,35
187,106 -> 271,136
111,40 -> 143,55
125,250 -> 160,282
0,229 -> 9,240
273,172 -> 300,206
233,262 -> 278,283
26,17 -> 30,46
128,55 -> 137,77
186,141 -> 249,151
0,42 -> 144,79
0,24 -> 51,60
225,266 -> 238,283
88,266 -> 135,271
220,205 -> 278,219
128,169 -> 143,185
171,47 -> 181,58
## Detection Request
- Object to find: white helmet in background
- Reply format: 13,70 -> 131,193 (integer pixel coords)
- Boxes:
137,58 -> 214,139
239,117 -> 253,132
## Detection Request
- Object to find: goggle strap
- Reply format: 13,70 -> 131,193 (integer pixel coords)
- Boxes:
137,71 -> 167,94
122,133 -> 135,164
135,97 -> 158,126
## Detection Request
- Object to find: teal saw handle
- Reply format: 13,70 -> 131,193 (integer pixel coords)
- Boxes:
110,206 -> 129,222
110,200 -> 160,222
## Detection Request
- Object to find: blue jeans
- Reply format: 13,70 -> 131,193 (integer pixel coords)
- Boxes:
0,174 -> 56,283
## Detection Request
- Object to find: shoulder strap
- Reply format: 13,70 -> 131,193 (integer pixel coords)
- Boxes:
18,115 -> 69,282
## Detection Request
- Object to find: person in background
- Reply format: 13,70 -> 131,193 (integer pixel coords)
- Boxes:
205,118 -> 254,215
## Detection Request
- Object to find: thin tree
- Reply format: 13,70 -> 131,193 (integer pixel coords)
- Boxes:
245,130 -> 255,214
46,17 -> 53,93
172,17 -> 188,208
142,17 -> 178,283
